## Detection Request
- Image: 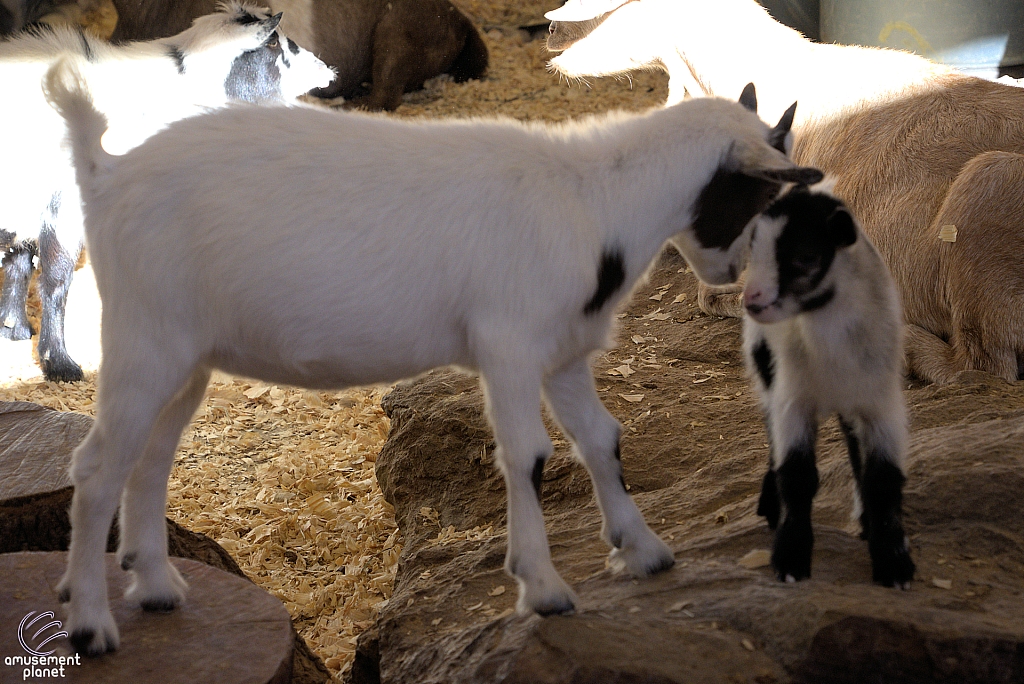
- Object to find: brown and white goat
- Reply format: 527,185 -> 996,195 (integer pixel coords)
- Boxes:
546,0 -> 1024,384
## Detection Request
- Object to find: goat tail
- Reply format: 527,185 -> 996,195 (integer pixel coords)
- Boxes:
42,57 -> 115,198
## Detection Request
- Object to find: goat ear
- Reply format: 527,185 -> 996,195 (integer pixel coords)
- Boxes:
827,206 -> 858,247
263,11 -> 283,32
739,83 -> 757,113
733,140 -> 824,185
768,101 -> 797,154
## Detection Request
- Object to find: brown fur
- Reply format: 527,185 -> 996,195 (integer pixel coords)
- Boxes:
110,0 -> 217,41
793,76 -> 1024,383
107,0 -> 488,111
309,0 -> 487,111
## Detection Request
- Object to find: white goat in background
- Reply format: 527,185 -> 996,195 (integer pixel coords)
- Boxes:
743,183 -> 913,588
0,1 -> 333,381
45,64 -> 820,653
546,0 -> 1024,384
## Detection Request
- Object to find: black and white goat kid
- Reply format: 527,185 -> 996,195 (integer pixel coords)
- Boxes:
0,1 -> 333,381
742,184 -> 915,589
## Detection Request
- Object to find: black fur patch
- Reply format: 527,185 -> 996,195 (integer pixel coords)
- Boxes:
862,456 -> 914,586
235,9 -> 263,25
583,249 -> 625,315
285,36 -> 299,55
120,553 -> 136,570
167,45 -> 186,75
693,168 -> 780,251
57,587 -> 70,603
224,37 -> 283,103
751,338 -> 774,389
772,442 -> 818,581
757,467 -> 780,529
532,456 -> 544,500
800,287 -> 835,312
764,187 -> 851,302
613,443 -> 621,461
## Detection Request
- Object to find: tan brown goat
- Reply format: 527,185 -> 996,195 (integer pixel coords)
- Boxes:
547,0 -> 1024,383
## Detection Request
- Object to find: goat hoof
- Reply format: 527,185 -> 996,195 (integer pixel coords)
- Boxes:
42,356 -> 84,383
871,541 -> 915,588
141,598 -> 178,612
66,608 -> 120,656
772,521 -> 813,582
69,627 -> 118,657
608,533 -> 675,577
515,573 -> 578,617
126,559 -> 188,611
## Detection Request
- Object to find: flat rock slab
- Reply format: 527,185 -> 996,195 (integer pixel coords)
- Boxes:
0,552 -> 293,684
354,251 -> 1024,684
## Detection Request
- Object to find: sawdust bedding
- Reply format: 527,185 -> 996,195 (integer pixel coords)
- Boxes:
0,6 -> 668,679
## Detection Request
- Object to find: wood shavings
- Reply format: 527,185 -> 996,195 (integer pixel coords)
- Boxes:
618,394 -> 645,403
1,374 -> 397,680
933,578 -> 953,589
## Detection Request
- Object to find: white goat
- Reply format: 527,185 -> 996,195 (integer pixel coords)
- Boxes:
546,0 -> 1024,384
742,183 -> 914,589
44,65 -> 821,653
0,1 -> 333,381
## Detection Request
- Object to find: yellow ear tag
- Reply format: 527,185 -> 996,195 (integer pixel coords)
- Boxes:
939,224 -> 958,243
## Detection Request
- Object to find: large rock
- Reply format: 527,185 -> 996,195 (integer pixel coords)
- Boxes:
355,250 -> 1024,684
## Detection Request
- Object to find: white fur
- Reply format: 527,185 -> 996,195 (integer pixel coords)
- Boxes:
45,64 -> 819,652
547,0 -> 952,123
0,2 -> 333,381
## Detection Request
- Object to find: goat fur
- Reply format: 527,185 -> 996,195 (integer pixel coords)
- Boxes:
44,65 -> 820,653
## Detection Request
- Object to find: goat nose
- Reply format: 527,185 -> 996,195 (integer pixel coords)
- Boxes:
549,21 -> 557,34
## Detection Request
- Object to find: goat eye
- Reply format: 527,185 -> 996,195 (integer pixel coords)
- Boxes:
792,255 -> 818,271
266,38 -> 279,48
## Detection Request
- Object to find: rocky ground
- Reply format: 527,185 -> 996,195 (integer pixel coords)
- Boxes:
355,253 -> 1024,683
